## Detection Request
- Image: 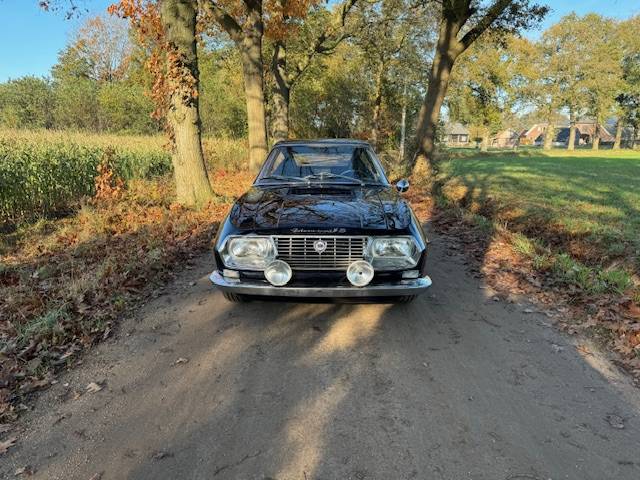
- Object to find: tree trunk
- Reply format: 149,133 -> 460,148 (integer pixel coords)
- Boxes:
371,59 -> 385,151
412,19 -> 461,177
160,0 -> 214,206
239,7 -> 268,172
567,110 -> 576,151
271,40 -> 290,143
399,81 -> 407,164
632,125 -> 637,149
543,122 -> 554,151
480,128 -> 489,152
592,122 -> 601,150
613,120 -> 623,150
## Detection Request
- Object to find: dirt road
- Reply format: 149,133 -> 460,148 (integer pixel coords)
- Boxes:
1,228 -> 639,480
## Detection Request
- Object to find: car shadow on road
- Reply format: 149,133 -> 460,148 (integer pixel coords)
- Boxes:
122,269 -> 640,479
8,243 -> 640,480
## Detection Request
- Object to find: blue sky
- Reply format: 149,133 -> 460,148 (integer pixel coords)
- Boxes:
1,0 -> 639,82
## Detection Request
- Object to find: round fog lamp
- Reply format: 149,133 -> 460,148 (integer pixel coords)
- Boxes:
347,260 -> 374,287
264,260 -> 292,286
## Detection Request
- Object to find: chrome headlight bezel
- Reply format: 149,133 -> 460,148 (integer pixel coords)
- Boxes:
365,236 -> 421,270
220,235 -> 277,270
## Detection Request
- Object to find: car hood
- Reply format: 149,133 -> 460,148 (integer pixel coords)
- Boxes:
228,184 -> 412,234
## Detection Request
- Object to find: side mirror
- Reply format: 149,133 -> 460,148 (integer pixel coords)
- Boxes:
396,179 -> 410,193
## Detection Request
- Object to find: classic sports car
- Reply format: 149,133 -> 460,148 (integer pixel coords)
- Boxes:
210,139 -> 432,302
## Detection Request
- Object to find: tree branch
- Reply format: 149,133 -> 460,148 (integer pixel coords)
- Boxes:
290,0 -> 359,84
459,0 -> 512,51
203,1 -> 243,43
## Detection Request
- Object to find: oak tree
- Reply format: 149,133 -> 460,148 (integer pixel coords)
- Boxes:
268,0 -> 358,142
411,0 -> 547,177
111,0 -> 215,205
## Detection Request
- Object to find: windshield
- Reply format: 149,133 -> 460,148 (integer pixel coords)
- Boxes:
257,145 -> 388,185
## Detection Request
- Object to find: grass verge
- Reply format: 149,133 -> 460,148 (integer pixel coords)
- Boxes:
431,149 -> 640,374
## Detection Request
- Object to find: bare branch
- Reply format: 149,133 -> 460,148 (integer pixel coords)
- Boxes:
203,1 -> 243,43
289,0 -> 360,84
460,0 -> 511,51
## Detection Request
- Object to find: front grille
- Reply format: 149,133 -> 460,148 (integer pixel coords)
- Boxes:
274,236 -> 368,270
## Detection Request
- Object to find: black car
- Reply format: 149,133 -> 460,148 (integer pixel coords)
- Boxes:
210,139 -> 432,302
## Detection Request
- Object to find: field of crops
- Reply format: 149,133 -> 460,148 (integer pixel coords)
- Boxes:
0,129 -> 248,224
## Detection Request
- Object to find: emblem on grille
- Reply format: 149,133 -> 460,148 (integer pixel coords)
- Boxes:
313,239 -> 328,254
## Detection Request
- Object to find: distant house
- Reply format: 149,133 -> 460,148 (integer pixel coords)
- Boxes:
520,124 -> 546,145
520,121 -> 614,146
491,129 -> 520,148
604,121 -> 639,147
574,122 -> 615,144
553,127 -> 578,147
443,123 -> 470,147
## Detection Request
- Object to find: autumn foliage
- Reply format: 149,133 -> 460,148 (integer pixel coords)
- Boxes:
108,1 -> 172,123
0,170 -> 252,422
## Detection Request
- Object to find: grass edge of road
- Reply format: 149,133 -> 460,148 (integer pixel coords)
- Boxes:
429,189 -> 640,379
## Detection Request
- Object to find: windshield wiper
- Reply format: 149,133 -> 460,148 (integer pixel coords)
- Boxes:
260,175 -> 305,183
303,172 -> 364,186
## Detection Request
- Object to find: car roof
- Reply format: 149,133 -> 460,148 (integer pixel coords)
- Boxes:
273,138 -> 371,148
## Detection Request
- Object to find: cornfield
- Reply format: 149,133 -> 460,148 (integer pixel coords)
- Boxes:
0,129 -> 248,224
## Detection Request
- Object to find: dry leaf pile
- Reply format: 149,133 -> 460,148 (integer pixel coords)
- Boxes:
0,170 -> 253,422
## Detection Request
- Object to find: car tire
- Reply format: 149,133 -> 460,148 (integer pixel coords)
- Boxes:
223,292 -> 247,303
395,295 -> 417,303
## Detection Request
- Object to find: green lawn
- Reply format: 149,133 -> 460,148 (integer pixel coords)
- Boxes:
438,148 -> 640,272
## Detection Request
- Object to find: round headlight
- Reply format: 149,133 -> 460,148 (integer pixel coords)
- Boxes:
347,260 -> 374,287
264,260 -> 292,286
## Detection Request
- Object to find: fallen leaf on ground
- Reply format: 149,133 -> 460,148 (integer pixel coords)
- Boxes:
14,465 -> 35,476
576,345 -> 592,356
173,357 -> 189,366
85,382 -> 104,394
0,437 -> 17,455
151,450 -> 174,460
605,414 -> 625,429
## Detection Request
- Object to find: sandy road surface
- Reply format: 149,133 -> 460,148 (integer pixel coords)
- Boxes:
1,228 -> 639,480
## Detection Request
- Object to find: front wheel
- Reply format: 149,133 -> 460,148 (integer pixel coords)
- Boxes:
223,292 -> 248,302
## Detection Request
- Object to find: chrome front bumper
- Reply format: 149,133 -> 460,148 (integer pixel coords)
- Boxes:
209,271 -> 432,298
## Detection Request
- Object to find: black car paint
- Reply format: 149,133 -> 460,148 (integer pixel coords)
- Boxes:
212,141 -> 428,276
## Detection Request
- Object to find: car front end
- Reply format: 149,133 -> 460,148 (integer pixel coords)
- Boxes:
209,139 -> 432,301
210,231 -> 431,299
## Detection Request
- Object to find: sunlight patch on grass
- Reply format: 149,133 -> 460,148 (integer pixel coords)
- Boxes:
439,149 -> 640,272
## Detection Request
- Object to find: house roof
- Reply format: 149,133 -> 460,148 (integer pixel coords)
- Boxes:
521,123 -> 546,139
445,122 -> 470,135
521,122 -> 615,142
574,123 -> 615,142
493,129 -> 519,139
